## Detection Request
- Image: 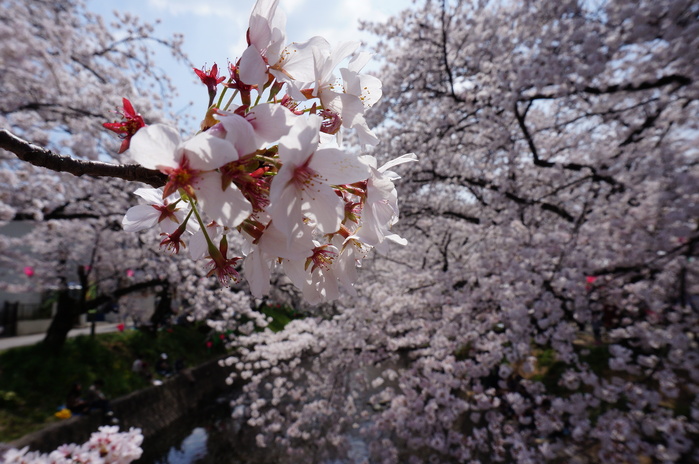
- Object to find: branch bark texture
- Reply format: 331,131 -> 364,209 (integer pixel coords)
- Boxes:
0,128 -> 166,188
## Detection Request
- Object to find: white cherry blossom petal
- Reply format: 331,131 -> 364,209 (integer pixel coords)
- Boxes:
182,132 -> 238,171
378,152 -> 418,173
122,204 -> 160,232
189,222 -> 222,260
195,172 -> 252,228
309,147 -> 370,185
347,51 -> 372,73
133,187 -> 164,204
272,36 -> 329,83
340,69 -> 382,107
243,249 -> 272,298
304,186 -> 344,234
129,124 -> 181,170
239,45 -> 269,88
216,112 -> 259,157
245,103 -> 294,145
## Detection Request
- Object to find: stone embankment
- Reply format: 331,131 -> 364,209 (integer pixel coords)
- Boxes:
10,357 -> 235,453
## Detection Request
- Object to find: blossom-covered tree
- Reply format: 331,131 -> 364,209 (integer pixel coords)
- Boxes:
0,0 -> 191,349
0,0 -> 188,159
223,0 -> 699,462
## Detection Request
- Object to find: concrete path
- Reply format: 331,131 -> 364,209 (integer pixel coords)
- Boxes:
0,323 -> 120,351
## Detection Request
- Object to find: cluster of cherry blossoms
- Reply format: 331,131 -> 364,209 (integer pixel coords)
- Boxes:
2,427 -> 143,464
110,0 -> 415,304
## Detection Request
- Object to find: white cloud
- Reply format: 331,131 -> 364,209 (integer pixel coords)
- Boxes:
147,0 -> 248,22
280,0 -> 309,11
282,0 -> 401,46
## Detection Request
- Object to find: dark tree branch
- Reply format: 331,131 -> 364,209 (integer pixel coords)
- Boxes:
514,101 -> 625,193
71,55 -> 109,84
404,207 -> 481,224
0,128 -> 167,187
589,234 -> 699,281
582,74 -> 691,96
85,278 -> 169,311
414,168 -> 576,223
619,106 -> 664,147
439,0 -> 463,103
514,100 -> 554,168
13,212 -> 102,221
522,74 -> 692,101
7,102 -> 104,119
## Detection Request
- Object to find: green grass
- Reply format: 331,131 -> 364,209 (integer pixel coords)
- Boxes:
258,303 -> 300,332
0,324 -> 226,442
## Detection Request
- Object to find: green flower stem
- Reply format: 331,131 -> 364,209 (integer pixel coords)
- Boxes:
223,90 -> 239,111
254,154 -> 281,166
216,78 -> 233,108
188,198 -> 220,258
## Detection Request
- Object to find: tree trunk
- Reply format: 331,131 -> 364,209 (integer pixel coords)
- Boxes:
42,277 -> 170,350
42,290 -> 78,352
149,282 -> 172,331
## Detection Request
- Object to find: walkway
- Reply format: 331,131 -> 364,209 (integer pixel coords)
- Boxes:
0,322 -> 120,351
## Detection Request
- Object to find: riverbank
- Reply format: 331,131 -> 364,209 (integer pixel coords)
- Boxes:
0,325 -> 228,442
9,356 -> 236,453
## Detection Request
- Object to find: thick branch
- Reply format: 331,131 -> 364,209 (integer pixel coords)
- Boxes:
439,0 -> 463,103
583,74 -> 691,96
0,128 -> 166,187
589,234 -> 699,281
404,206 -> 481,224
522,74 -> 692,101
85,278 -> 169,311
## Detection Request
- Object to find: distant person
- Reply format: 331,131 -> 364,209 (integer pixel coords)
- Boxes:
132,354 -> 152,382
132,356 -> 144,374
85,379 -> 108,409
155,353 -> 173,377
85,379 -> 117,423
66,383 -> 89,415
175,358 -> 196,385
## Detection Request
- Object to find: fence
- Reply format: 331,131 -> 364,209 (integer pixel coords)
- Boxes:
17,302 -> 52,320
0,301 -> 18,337
0,301 -> 54,337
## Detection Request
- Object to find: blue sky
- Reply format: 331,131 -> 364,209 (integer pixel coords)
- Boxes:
87,0 -> 411,130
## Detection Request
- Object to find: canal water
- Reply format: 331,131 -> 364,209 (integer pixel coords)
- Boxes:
135,397 -> 372,464
136,397 -> 267,464
137,362 -> 394,464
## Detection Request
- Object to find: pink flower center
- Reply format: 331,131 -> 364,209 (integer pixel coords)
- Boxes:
292,160 -> 322,194
161,156 -> 200,199
306,245 -> 337,273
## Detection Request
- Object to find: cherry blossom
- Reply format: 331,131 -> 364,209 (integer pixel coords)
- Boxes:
353,153 -> 417,251
2,427 -> 144,464
102,98 -> 146,154
268,115 -> 370,238
238,0 -> 287,89
122,187 -> 186,234
99,0 -> 405,304
128,124 -> 252,229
